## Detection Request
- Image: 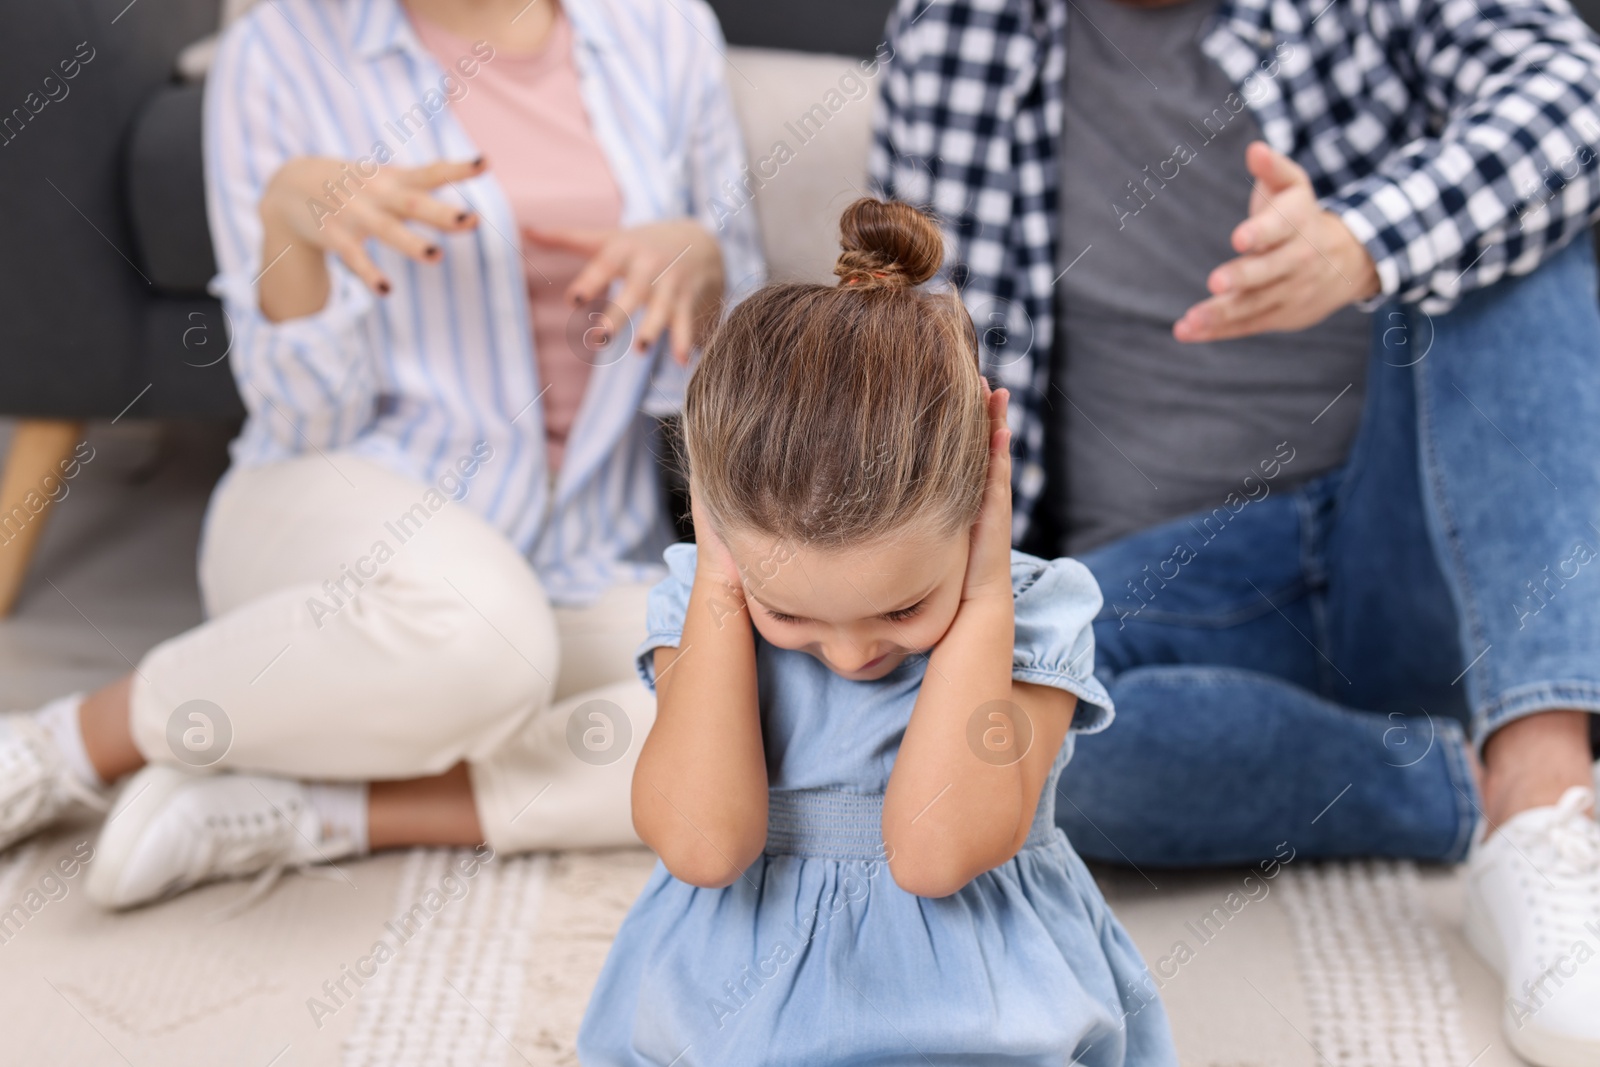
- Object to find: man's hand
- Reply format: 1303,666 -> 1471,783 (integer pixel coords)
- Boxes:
1174,142 -> 1380,343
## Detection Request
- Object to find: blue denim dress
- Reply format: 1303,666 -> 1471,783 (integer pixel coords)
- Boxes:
577,545 -> 1178,1066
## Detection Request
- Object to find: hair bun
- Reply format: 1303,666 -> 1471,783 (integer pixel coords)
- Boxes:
833,198 -> 944,291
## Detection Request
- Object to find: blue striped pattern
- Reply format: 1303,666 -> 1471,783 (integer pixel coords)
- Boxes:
203,0 -> 763,605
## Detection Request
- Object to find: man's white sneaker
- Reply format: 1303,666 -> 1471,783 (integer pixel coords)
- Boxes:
0,711 -> 107,852
1464,786 -> 1600,1067
86,764 -> 359,910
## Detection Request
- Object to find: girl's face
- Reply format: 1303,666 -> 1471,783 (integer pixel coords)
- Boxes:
723,525 -> 971,682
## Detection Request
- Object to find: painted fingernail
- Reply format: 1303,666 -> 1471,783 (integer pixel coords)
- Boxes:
570,293 -> 585,307
472,155 -> 486,168
376,279 -> 391,295
425,245 -> 441,259
455,211 -> 470,224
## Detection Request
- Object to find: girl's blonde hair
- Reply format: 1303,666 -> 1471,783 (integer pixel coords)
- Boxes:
685,197 -> 989,547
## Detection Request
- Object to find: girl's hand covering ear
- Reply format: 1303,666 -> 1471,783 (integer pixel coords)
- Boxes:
689,484 -> 746,598
962,382 -> 1013,606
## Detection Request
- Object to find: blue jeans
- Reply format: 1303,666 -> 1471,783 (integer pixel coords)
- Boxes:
1058,235 -> 1600,868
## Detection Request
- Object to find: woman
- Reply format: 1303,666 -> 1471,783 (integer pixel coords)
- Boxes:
0,0 -> 762,907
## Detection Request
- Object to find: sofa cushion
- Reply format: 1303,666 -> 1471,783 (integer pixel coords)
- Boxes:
708,0 -> 893,59
126,82 -> 215,296
724,46 -> 880,285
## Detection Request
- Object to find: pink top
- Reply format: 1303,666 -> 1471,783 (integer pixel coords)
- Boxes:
411,9 -> 623,475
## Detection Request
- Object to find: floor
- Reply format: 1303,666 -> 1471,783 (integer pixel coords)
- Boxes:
0,418 -> 1530,1067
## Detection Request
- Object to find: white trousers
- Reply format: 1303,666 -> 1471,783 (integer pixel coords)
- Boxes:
129,454 -> 655,853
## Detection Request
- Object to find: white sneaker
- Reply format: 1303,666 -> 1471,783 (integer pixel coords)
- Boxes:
1464,786 -> 1600,1067
0,712 -> 107,852
87,765 -> 358,910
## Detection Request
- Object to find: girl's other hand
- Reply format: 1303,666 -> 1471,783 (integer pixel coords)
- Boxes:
689,484 -> 745,597
961,382 -> 1013,605
523,220 -> 725,366
259,155 -> 485,296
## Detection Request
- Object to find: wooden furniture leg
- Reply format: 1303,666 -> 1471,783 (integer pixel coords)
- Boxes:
0,419 -> 87,617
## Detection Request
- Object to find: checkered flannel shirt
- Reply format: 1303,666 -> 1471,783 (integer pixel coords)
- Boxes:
869,0 -> 1600,540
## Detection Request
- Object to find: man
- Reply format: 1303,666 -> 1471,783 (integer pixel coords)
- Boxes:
872,0 -> 1600,1062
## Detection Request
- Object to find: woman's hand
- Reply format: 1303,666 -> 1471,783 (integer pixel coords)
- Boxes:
961,382 -> 1013,606
523,220 -> 725,366
257,155 -> 485,320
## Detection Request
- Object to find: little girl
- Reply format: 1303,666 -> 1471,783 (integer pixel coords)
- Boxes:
577,199 -> 1177,1066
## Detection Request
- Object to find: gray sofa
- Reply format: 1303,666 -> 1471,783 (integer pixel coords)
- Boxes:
0,0 -> 894,613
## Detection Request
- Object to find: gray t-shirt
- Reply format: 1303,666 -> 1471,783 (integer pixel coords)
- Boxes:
1049,0 -> 1371,555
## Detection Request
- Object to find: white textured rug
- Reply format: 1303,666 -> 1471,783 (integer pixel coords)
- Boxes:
0,829 -> 1526,1067
0,421 -> 1529,1066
